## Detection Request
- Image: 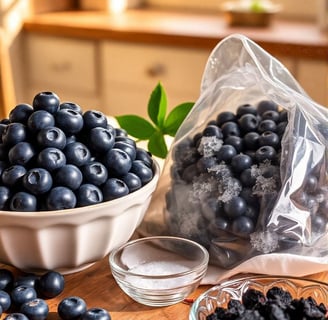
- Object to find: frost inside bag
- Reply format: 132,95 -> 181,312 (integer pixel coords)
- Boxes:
138,34 -> 328,282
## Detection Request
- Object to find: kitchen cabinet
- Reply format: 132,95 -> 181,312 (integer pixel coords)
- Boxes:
99,41 -> 209,117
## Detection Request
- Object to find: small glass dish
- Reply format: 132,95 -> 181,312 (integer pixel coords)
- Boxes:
189,275 -> 328,320
109,236 -> 209,307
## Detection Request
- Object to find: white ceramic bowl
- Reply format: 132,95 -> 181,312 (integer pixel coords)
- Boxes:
0,161 -> 160,274
109,236 -> 209,307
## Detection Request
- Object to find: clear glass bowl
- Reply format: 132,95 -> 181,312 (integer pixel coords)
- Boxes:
109,236 -> 209,307
190,275 -> 328,320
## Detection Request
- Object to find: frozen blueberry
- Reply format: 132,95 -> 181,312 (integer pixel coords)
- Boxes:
258,119 -> 277,133
215,145 -> 237,163
303,174 -> 318,194
221,121 -> 240,137
231,216 -> 255,238
76,184 -> 103,207
57,296 -> 87,320
20,298 -> 49,320
262,110 -> 280,123
46,186 -> 77,210
258,131 -> 280,149
216,111 -> 237,126
238,114 -> 259,132
255,146 -> 277,163
224,136 -> 243,153
236,103 -> 258,117
243,132 -> 260,150
223,196 -> 247,219
36,271 -> 65,299
257,100 -> 279,115
102,178 -> 129,201
32,91 -> 60,114
202,125 -> 223,139
231,154 -> 253,174
196,157 -> 217,173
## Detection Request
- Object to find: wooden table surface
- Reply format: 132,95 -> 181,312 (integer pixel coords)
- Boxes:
2,256 -> 328,320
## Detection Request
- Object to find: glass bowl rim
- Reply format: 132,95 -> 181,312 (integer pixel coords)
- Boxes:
109,235 -> 209,280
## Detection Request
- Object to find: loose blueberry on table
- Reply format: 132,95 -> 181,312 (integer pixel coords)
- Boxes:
0,91 -> 154,211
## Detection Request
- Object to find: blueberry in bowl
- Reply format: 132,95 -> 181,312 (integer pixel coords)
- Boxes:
0,91 -> 160,274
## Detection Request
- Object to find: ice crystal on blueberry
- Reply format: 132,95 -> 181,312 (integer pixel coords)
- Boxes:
250,230 -> 279,253
197,136 -> 223,157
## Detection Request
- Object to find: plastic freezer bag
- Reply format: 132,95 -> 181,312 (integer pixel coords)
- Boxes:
138,34 -> 328,281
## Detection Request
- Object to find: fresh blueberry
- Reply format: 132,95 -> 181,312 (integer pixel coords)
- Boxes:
258,131 -> 280,148
231,216 -> 255,238
215,145 -> 237,163
76,184 -> 103,207
0,269 -> 14,291
13,274 -> 39,290
64,142 -> 91,167
135,148 -> 153,168
36,271 -> 64,299
102,178 -> 129,201
121,172 -> 142,193
37,147 -> 66,172
103,148 -> 132,177
2,165 -> 27,187
59,102 -> 82,114
88,127 -> 115,154
114,136 -> 136,148
0,289 -> 11,311
113,141 -> 136,161
32,91 -> 60,114
22,168 -> 53,195
130,160 -> 153,185
8,142 -> 36,166
55,109 -> 84,136
114,128 -> 128,137
11,286 -> 37,308
223,196 -> 247,219
81,162 -> 108,186
2,123 -> 27,147
0,186 -> 11,209
20,298 -> 49,320
83,110 -> 108,130
221,121 -> 240,137
257,100 -> 279,115
46,186 -> 77,210
57,296 -> 87,320
231,154 -> 253,173
36,127 -> 66,149
255,146 -> 277,163
258,119 -> 277,133
81,308 -> 111,320
54,165 -> 83,190
9,104 -> 33,124
224,136 -> 243,153
0,144 -> 8,161
238,114 -> 259,132
4,313 -> 29,320
216,111 -> 237,126
27,110 -> 55,133
10,192 -> 37,211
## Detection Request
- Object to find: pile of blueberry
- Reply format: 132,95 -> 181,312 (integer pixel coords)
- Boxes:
206,286 -> 328,319
0,91 -> 154,211
166,100 -> 286,243
0,268 -> 110,320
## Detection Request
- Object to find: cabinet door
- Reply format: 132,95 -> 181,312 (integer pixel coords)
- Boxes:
100,41 -> 210,117
25,34 -> 100,109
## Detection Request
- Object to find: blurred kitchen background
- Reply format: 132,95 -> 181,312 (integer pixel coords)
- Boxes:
0,0 -> 327,119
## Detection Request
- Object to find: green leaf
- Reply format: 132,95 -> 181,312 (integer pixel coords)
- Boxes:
147,82 -> 167,128
163,102 -> 194,136
115,115 -> 156,140
148,131 -> 168,159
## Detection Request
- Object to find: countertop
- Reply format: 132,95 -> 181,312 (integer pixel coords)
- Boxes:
2,256 -> 328,320
22,8 -> 328,60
